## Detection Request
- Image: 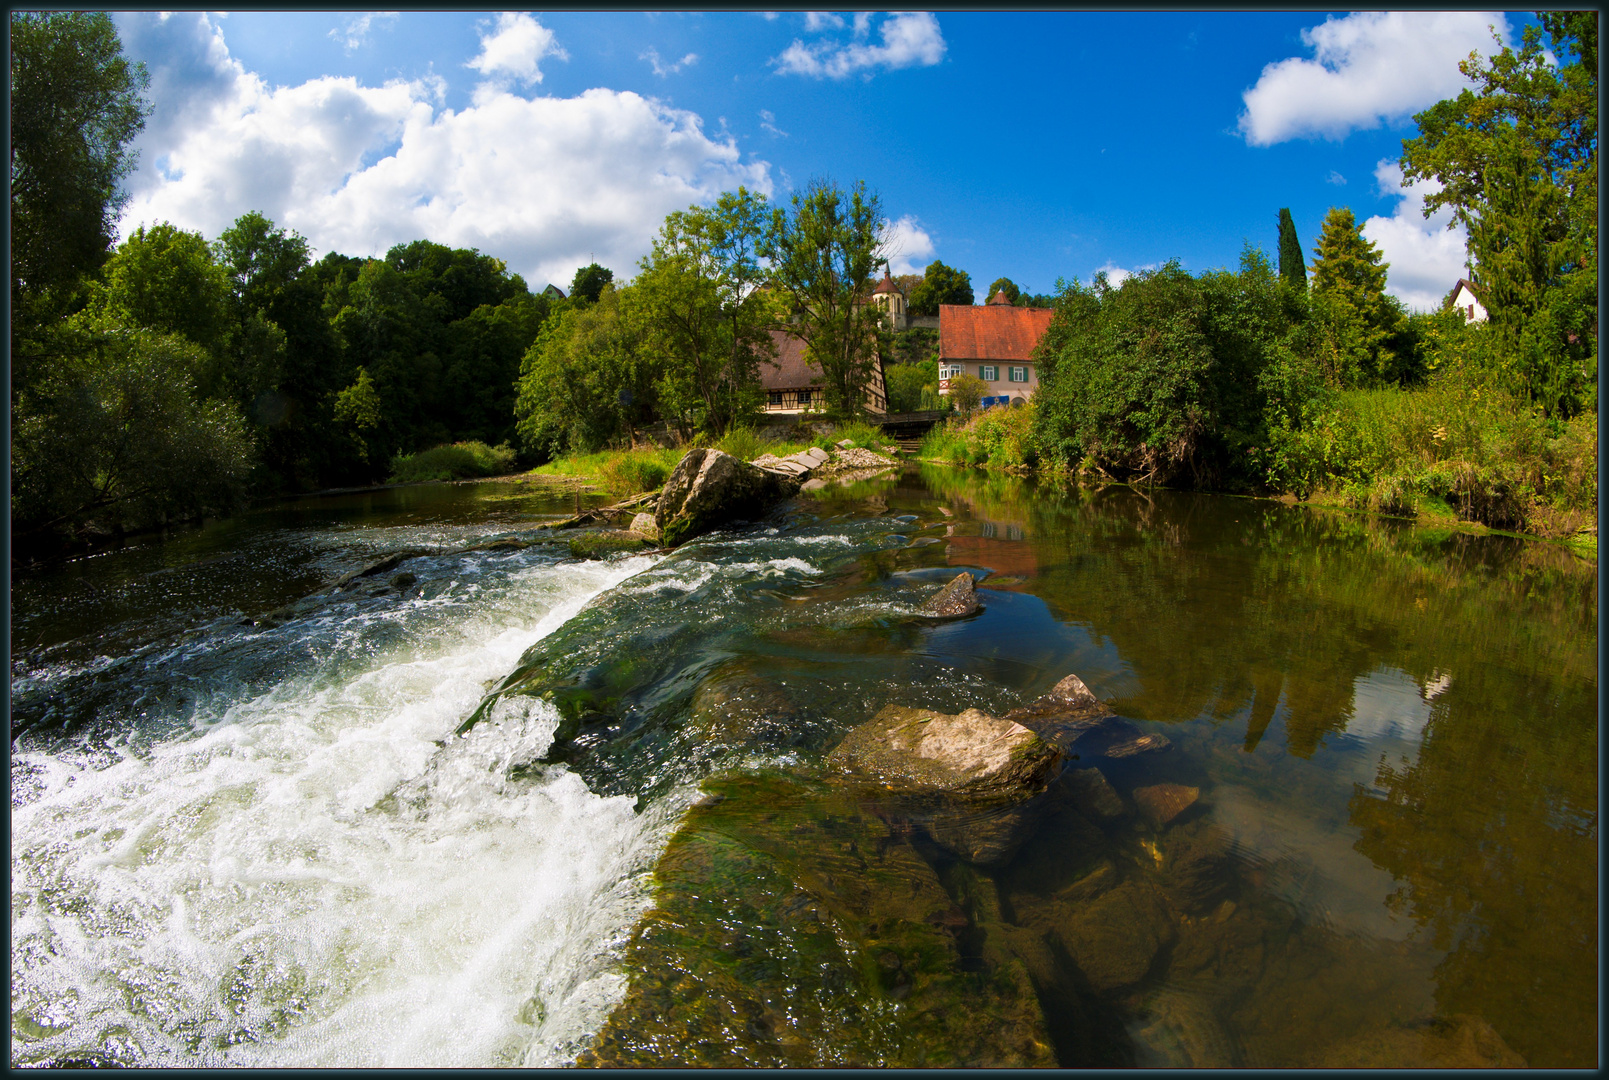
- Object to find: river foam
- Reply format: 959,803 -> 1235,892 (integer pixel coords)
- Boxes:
11,552 -> 672,1067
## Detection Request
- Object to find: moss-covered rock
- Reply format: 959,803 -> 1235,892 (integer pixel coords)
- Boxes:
576,772 -> 1056,1068
655,448 -> 800,548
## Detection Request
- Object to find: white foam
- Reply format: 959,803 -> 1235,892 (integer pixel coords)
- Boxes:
10,554 -> 674,1067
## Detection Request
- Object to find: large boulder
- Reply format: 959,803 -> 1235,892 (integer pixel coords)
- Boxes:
655,448 -> 801,548
827,704 -> 1063,865
827,704 -> 1060,800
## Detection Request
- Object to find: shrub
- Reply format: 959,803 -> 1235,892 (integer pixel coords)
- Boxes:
596,453 -> 673,497
389,441 -> 517,483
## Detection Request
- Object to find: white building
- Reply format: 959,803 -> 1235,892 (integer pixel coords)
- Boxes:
1446,278 -> 1488,324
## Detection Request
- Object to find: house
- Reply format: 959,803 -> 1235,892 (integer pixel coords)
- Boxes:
543,284 -> 568,301
937,290 -> 1055,404
760,330 -> 889,415
1445,278 -> 1488,323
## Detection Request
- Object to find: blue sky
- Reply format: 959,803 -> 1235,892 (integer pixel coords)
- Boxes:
112,10 -> 1538,311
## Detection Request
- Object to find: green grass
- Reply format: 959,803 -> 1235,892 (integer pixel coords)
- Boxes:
389,441 -> 518,483
919,404 -> 1038,469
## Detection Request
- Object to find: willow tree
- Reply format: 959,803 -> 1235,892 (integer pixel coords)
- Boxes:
759,179 -> 887,416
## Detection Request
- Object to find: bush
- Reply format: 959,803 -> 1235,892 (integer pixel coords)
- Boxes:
917,404 -> 1037,469
597,454 -> 671,497
389,441 -> 517,483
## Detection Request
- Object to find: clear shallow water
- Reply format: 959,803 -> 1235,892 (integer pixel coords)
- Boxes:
10,469 -> 1597,1067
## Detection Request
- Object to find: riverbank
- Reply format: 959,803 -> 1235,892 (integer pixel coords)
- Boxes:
916,399 -> 1597,559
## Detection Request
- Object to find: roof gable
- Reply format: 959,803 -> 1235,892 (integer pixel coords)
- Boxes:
938,304 -> 1054,361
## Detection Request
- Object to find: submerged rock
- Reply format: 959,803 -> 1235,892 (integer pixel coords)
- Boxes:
1133,783 -> 1200,828
1061,767 -> 1127,822
1312,1014 -> 1526,1068
920,572 -> 980,618
1001,673 -> 1115,747
577,772 -> 1057,1068
655,448 -> 801,548
1129,987 -> 1246,1068
1044,878 -> 1176,993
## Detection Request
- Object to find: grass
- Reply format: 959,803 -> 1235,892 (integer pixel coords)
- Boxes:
389,441 -> 517,483
527,422 -> 897,498
919,404 -> 1038,469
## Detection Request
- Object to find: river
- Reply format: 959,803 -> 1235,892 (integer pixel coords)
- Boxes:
9,466 -> 1597,1067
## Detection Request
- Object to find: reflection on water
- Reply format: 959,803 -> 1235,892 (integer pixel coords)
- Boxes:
10,466 -> 1596,1067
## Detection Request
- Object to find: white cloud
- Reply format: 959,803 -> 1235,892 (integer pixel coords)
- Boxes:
329,12 -> 397,54
759,109 -> 788,138
1095,262 -> 1133,288
115,13 -> 771,290
1326,170 -> 1346,185
774,12 -> 945,79
1238,11 -> 1507,145
1361,160 -> 1469,312
853,12 -> 873,38
642,48 -> 698,77
466,12 -> 567,88
880,214 -> 935,275
804,12 -> 845,32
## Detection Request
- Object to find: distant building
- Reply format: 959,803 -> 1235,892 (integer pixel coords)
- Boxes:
760,330 -> 888,416
937,290 -> 1054,404
543,284 -> 568,300
1445,278 -> 1488,323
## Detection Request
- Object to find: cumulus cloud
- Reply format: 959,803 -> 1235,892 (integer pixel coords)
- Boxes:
114,13 -> 772,289
329,12 -> 397,54
1361,160 -> 1469,312
1239,11 -> 1506,145
804,12 -> 845,32
642,48 -> 698,77
774,12 -> 946,79
880,215 -> 936,275
466,12 -> 567,88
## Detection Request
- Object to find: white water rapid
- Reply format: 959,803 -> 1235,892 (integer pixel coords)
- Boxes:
11,550 -> 678,1067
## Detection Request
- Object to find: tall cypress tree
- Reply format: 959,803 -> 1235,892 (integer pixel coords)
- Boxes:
1277,208 -> 1306,288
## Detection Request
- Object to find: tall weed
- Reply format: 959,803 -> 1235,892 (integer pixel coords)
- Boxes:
389,441 -> 517,483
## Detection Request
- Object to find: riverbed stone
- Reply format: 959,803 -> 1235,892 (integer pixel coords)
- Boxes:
826,705 -> 1060,800
577,771 -> 1057,1068
920,572 -> 980,618
629,512 -> 660,541
1001,673 -> 1115,748
1045,878 -> 1176,993
655,448 -> 801,548
1133,783 -> 1200,828
1311,1014 -> 1526,1068
686,662 -> 801,750
1061,767 -> 1127,822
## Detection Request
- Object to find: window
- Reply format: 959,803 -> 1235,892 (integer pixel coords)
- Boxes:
979,365 -> 998,381
940,364 -> 964,380
797,389 -> 812,405
1009,366 -> 1028,382
768,391 -> 783,407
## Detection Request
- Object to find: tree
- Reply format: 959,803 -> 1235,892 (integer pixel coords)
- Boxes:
908,260 -> 973,315
570,263 -> 615,305
1400,16 -> 1597,416
1277,208 -> 1306,289
94,223 -> 232,355
1309,207 -> 1401,387
12,317 -> 253,542
987,277 -> 1021,304
635,188 -> 775,435
946,373 -> 987,416
759,178 -> 887,416
9,12 -> 149,303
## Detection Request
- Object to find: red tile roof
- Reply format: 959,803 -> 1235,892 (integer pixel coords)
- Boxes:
939,305 -> 1054,362
872,273 -> 898,295
761,330 -> 823,390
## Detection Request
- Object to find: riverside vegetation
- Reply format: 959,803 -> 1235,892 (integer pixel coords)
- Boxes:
13,10 -> 1593,560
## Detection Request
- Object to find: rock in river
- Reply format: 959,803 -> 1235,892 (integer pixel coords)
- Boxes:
827,704 -> 1063,865
920,572 -> 981,618
1133,783 -> 1200,828
654,448 -> 801,548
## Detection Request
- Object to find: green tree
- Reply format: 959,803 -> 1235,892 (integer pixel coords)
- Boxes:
515,283 -> 656,458
908,260 -> 973,315
1277,207 -> 1307,289
635,188 -> 775,435
759,179 -> 887,416
9,11 -> 149,305
570,262 -> 615,305
987,277 -> 1020,304
1309,207 -> 1402,387
1400,16 -> 1597,416
94,222 -> 232,355
12,317 -> 253,542
884,359 -> 938,412
946,372 -> 987,416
